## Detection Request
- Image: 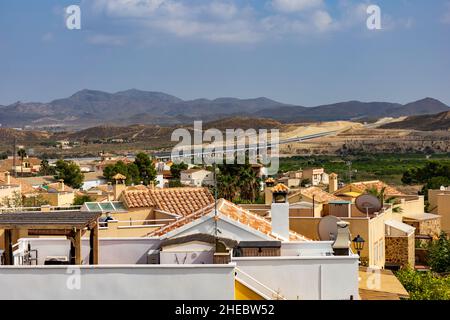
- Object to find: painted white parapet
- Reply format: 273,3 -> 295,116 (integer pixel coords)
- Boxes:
0,264 -> 235,300
233,255 -> 359,300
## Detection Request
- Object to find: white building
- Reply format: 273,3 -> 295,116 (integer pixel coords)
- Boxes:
0,192 -> 359,300
180,169 -> 214,187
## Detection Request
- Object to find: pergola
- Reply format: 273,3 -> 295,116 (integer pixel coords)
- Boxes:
0,211 -> 101,266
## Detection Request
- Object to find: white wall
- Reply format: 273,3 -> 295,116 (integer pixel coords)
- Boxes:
233,256 -> 359,300
18,238 -> 162,265
0,265 -> 235,300
281,241 -> 334,257
169,215 -> 273,242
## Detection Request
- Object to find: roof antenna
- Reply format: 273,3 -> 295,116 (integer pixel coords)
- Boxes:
213,162 -> 218,239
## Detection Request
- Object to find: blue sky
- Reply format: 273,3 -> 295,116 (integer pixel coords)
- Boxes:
0,0 -> 449,106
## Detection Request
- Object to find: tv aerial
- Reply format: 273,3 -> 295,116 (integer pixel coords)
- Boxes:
318,215 -> 341,241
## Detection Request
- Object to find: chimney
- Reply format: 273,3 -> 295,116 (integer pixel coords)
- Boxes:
5,171 -> 11,185
264,178 -> 275,205
270,183 -> 290,240
329,173 -> 338,194
332,221 -> 351,256
58,179 -> 65,191
107,182 -> 112,201
112,174 -> 126,201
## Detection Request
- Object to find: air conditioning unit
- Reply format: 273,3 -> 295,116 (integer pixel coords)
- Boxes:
147,249 -> 160,264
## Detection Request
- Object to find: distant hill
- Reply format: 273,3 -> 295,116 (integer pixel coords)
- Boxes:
380,111 -> 450,131
204,117 -> 281,131
255,98 -> 449,123
0,128 -> 50,144
57,124 -> 176,142
1,89 -> 448,128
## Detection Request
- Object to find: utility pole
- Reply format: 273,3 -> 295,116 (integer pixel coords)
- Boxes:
213,162 -> 218,239
346,161 -> 352,183
13,137 -> 17,178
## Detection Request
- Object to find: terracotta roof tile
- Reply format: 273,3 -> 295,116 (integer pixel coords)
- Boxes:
121,187 -> 214,216
334,180 -> 405,197
272,183 -> 289,193
148,199 -> 310,241
289,187 -> 341,203
0,172 -> 36,194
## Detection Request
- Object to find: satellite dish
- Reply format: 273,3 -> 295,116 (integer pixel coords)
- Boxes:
355,194 -> 382,216
441,186 -> 446,191
318,215 -> 341,241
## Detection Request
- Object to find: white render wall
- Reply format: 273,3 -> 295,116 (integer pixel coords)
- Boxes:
233,256 -> 359,300
0,265 -> 235,300
17,238 -> 162,265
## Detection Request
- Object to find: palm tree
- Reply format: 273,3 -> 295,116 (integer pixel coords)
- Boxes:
367,186 -> 403,213
17,149 -> 27,176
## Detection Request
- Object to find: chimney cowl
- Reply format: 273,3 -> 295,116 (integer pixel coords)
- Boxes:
332,221 -> 351,256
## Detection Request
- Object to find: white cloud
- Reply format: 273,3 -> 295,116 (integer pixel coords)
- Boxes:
313,10 -> 333,31
271,0 -> 323,13
87,0 -> 412,45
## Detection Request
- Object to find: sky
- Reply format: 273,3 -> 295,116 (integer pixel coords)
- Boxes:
0,0 -> 449,107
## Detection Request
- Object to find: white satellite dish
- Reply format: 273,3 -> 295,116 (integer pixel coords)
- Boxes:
355,194 -> 382,217
318,215 -> 341,241
440,186 -> 446,191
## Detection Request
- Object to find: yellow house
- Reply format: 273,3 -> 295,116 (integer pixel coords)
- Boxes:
38,180 -> 75,207
80,181 -> 215,238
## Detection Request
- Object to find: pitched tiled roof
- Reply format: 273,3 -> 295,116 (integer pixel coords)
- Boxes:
149,188 -> 214,216
334,180 -> 404,197
122,189 -> 155,208
272,183 -> 289,193
0,158 -> 41,171
112,173 -> 127,180
0,172 -> 36,194
121,187 -> 215,216
289,187 -> 341,203
148,199 -> 310,241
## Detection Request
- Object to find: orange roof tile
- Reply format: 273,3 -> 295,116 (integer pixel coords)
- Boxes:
272,183 -> 289,193
121,187 -> 215,216
334,180 -> 404,197
148,199 -> 310,241
290,187 -> 341,203
0,172 -> 36,194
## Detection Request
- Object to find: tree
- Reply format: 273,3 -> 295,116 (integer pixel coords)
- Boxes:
103,161 -> 140,185
402,162 -> 450,186
217,160 -> 261,203
1,191 -> 49,208
39,159 -> 56,176
367,186 -> 402,213
17,148 -> 27,175
421,176 -> 450,200
427,232 -> 450,274
134,153 -> 157,186
396,268 -> 450,300
170,162 -> 188,179
301,178 -> 311,187
54,160 -> 84,189
73,195 -> 93,206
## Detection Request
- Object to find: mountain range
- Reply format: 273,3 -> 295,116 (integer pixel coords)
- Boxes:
380,111 -> 450,131
0,89 -> 448,128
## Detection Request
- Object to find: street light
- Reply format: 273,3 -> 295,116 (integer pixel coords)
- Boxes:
352,235 -> 365,257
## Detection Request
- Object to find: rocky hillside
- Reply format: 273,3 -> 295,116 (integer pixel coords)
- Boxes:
380,111 -> 450,131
